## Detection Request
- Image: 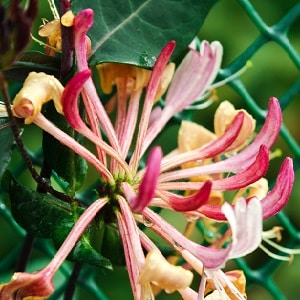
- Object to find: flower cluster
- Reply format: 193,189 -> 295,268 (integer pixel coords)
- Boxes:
1,8 -> 296,300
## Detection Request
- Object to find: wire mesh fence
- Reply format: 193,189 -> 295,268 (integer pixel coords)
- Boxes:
0,0 -> 300,299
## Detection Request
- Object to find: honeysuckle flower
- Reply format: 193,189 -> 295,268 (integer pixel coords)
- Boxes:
0,198 -> 108,300
138,248 -> 194,294
213,100 -> 256,151
204,270 -> 246,299
179,197 -> 261,300
8,7 -> 295,300
177,100 -> 256,210
37,7 -> 74,54
12,71 -> 64,124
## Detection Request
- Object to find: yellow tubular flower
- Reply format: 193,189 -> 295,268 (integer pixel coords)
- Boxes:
12,72 -> 64,124
38,11 -> 74,53
214,100 -> 256,151
96,62 -> 175,101
138,249 -> 194,294
205,270 -> 246,299
96,63 -> 152,94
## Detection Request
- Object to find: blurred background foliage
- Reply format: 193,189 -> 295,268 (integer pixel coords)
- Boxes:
0,0 -> 300,299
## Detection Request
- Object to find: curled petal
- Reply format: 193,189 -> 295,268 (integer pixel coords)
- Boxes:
74,9 -> 94,70
203,111 -> 245,156
62,69 -> 91,130
146,41 -> 176,104
130,41 -> 176,170
214,100 -> 256,151
165,40 -> 223,113
261,157 -> 294,219
142,208 -> 232,269
212,144 -> 269,190
217,97 -> 282,172
166,97 -> 281,176
198,204 -> 225,221
159,112 -> 244,173
169,181 -> 212,212
222,197 -> 262,259
129,147 -> 162,212
159,144 -> 269,191
0,270 -> 54,299
199,157 -> 293,221
12,72 -> 64,124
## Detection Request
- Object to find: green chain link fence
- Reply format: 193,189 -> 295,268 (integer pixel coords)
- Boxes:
0,0 -> 300,299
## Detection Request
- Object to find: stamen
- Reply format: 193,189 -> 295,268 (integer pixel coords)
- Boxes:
30,33 -> 59,52
47,0 -> 59,20
184,61 -> 252,111
259,227 -> 300,261
259,244 -> 291,262
184,98 -> 215,110
211,61 -> 252,90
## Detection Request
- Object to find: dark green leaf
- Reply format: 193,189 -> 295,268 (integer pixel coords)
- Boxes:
5,171 -> 112,269
0,118 -> 14,179
3,51 -> 60,81
5,170 -> 73,238
73,0 -> 217,67
53,217 -> 112,270
101,224 -> 125,266
43,103 -> 88,195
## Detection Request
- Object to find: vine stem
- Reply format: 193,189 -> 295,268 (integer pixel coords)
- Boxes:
59,0 -> 74,81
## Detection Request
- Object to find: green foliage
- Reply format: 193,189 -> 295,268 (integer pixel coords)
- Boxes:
0,119 -> 14,179
42,103 -> 88,196
3,51 -> 60,81
73,0 -> 217,67
2,171 -> 112,269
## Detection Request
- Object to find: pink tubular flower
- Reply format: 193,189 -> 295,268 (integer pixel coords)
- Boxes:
8,7 -> 295,300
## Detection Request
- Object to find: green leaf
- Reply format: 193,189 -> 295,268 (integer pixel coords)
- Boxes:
5,172 -> 112,269
43,103 -> 88,195
73,0 -> 217,67
4,171 -> 73,238
0,119 -> 14,179
3,51 -> 60,81
52,217 -> 112,270
101,224 -> 125,266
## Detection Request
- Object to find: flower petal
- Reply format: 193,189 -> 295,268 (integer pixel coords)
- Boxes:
165,41 -> 223,113
142,208 -> 232,269
130,147 -> 162,212
130,41 -> 176,170
158,144 -> 269,191
169,180 -> 212,212
261,157 -> 294,218
222,197 -> 262,259
163,97 -> 281,177
213,97 -> 282,172
211,144 -> 269,190
159,111 -> 244,173
62,69 -> 91,130
74,9 -> 94,70
199,158 -> 294,221
214,100 -> 256,151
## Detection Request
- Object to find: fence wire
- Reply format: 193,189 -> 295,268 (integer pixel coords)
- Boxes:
0,0 -> 300,299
